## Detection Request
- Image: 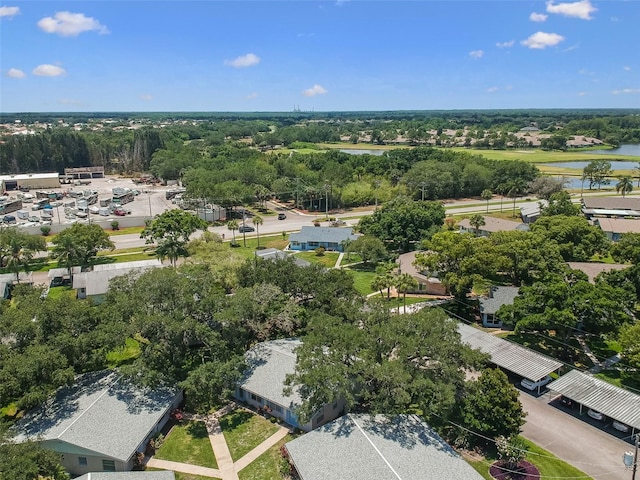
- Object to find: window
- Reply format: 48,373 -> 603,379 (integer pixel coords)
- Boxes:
308,241 -> 319,247
78,457 -> 87,466
250,393 -> 262,403
102,460 -> 116,472
274,404 -> 283,413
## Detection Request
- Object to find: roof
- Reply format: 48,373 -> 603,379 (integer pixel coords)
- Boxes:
48,266 -> 82,279
458,216 -> 528,233
479,286 -> 519,315
73,259 -> 163,296
457,323 -> 563,382
238,338 -> 302,409
397,251 -> 441,283
13,370 -> 179,462
75,473 -> 175,480
566,262 -> 628,283
285,414 -> 484,480
289,226 -> 360,244
520,200 -> 548,217
595,218 -> 640,235
255,248 -> 311,267
582,197 -> 640,211
583,208 -> 640,218
0,172 -> 60,181
547,369 -> 640,430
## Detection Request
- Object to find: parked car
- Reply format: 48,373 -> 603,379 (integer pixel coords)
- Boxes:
612,420 -> 629,432
520,375 -> 552,391
278,213 -> 287,220
238,225 -> 255,233
560,395 -> 574,408
28,215 -> 40,222
587,409 -> 604,421
114,208 -> 127,216
2,215 -> 17,224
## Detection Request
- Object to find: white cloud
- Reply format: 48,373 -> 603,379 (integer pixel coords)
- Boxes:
38,11 -> 108,37
530,12 -> 548,22
612,88 -> 640,95
7,68 -> 25,78
224,53 -> 260,68
32,64 -> 66,77
578,91 -> 587,96
303,84 -> 327,97
546,0 -> 596,20
563,43 -> 579,52
521,32 -> 565,49
0,5 -> 19,17
487,87 -> 499,93
624,66 -> 631,71
496,40 -> 515,48
469,50 -> 484,59
335,0 -> 350,6
246,92 -> 258,99
140,94 -> 153,101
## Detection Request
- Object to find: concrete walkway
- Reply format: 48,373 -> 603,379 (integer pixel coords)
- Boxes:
147,405 -> 290,480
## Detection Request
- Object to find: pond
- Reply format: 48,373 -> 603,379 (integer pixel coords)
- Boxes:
588,144 -> 640,156
541,160 -> 639,171
339,149 -> 386,156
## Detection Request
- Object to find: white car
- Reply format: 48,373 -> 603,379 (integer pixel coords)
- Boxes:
587,409 -> 604,421
612,420 -> 629,432
520,375 -> 552,391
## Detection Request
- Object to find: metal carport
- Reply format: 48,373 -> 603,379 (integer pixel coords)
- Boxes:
457,323 -> 563,389
547,369 -> 640,435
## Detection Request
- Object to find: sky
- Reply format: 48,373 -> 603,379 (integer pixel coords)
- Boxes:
0,0 -> 639,112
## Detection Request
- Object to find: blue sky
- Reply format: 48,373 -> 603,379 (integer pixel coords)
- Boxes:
1,1 -> 638,112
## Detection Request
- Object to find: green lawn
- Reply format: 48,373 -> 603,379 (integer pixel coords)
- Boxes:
594,369 -> 640,391
0,402 -> 18,420
237,435 -> 291,480
46,286 -> 76,300
219,410 -> 279,462
106,337 -> 141,368
154,421 -> 218,469
147,469 -> 217,480
226,234 -> 290,259
467,437 -> 590,480
339,252 -> 363,265
345,263 -> 377,295
295,251 -> 339,268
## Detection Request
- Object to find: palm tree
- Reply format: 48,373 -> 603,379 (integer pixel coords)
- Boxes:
340,238 -> 353,261
375,262 -> 395,299
506,179 -> 528,218
227,219 -> 239,245
616,176 -> 633,197
394,273 -> 418,314
2,230 -> 46,282
252,215 -> 263,248
50,234 -> 81,281
155,237 -> 187,267
481,189 -> 493,213
469,214 -> 486,237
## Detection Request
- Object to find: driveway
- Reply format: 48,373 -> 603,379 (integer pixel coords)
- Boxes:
519,391 -> 633,480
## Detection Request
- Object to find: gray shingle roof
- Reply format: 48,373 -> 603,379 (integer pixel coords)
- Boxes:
459,216 -> 528,233
457,323 -> 562,382
289,226 -> 360,245
285,414 -> 484,480
582,197 -> 640,211
73,259 -> 163,296
75,473 -> 175,480
239,338 -> 302,409
255,248 -> 311,267
547,369 -> 640,430
479,286 -> 520,315
13,371 -> 179,462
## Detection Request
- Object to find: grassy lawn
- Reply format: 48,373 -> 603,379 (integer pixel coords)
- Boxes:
147,469 -> 217,480
154,421 -> 218,469
345,263 -> 377,295
237,435 -> 291,480
339,252 -> 363,265
219,410 -> 279,462
467,437 -> 590,480
226,234 -> 290,260
106,337 -> 141,368
0,402 -> 18,420
46,286 -> 76,300
108,226 -> 145,236
295,251 -> 339,268
594,369 -> 640,391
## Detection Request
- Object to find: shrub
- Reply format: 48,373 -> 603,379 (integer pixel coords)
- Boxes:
111,220 -> 120,231
40,225 -> 51,236
315,246 -> 325,256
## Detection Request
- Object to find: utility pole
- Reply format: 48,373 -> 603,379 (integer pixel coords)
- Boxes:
324,183 -> 330,219
624,433 -> 639,480
418,182 -> 427,202
295,178 -> 300,210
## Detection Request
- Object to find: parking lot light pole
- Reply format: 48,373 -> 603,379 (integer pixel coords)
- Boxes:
625,433 -> 639,480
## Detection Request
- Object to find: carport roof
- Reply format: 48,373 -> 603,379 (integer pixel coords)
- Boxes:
547,369 -> 640,430
457,323 -> 563,382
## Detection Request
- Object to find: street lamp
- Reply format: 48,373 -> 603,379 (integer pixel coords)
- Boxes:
623,433 -> 639,480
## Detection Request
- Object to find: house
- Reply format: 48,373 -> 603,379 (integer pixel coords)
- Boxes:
0,272 -> 33,299
478,286 -> 519,328
13,370 -> 182,476
396,251 -> 447,296
234,338 -> 344,432
289,226 -> 360,252
284,414 -> 484,480
254,248 -> 311,267
566,262 -> 628,283
458,216 -> 529,237
582,197 -> 640,219
594,218 -> 640,241
75,472 -> 175,480
72,259 -> 163,303
0,172 -> 60,192
48,266 -> 82,287
520,200 -> 548,224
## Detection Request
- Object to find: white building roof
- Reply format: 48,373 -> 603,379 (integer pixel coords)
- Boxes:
73,260 -> 163,296
0,172 -> 59,181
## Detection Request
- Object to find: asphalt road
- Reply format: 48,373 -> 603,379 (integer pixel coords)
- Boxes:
519,390 -> 634,480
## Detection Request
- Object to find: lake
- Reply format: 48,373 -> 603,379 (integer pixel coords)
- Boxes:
542,160 -> 639,170
339,149 -> 386,156
588,144 -> 640,156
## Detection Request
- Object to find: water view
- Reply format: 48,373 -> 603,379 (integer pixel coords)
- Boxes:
588,144 -> 640,156
339,149 -> 386,156
543,160 -> 639,170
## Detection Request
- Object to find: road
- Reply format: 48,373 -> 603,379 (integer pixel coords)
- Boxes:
520,391 -> 634,480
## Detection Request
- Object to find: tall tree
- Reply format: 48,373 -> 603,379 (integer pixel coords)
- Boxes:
0,228 -> 46,282
252,214 -> 264,249
227,219 -> 239,245
141,209 -> 207,266
394,273 -> 418,313
583,159 -> 612,190
481,189 -> 493,213
616,176 -> 633,197
468,214 -> 486,237
50,223 -> 115,273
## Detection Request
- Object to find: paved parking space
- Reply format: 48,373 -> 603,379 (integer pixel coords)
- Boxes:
519,391 -> 634,480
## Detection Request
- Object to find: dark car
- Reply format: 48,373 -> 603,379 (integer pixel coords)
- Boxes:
278,213 -> 287,220
2,215 -> 16,224
560,395 -> 574,408
238,225 -> 255,233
